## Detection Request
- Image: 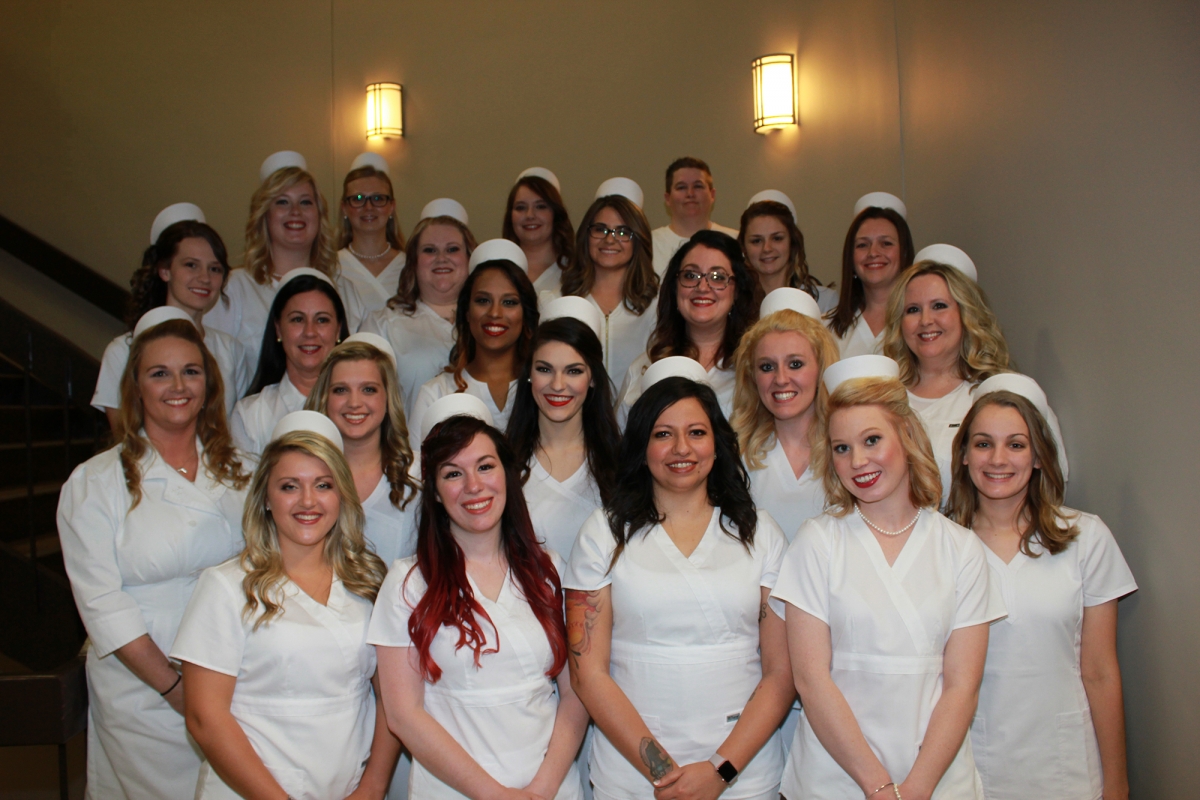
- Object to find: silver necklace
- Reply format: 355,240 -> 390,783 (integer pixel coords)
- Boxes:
855,504 -> 921,537
348,242 -> 392,259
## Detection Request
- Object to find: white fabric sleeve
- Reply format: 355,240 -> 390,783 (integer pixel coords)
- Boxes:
953,522 -> 1007,629
562,509 -> 617,592
203,279 -> 243,339
367,557 -> 423,647
229,396 -> 257,454
359,309 -> 387,337
336,274 -> 367,332
90,335 -> 130,411
225,336 -> 252,403
767,518 -> 830,622
1076,513 -> 1138,606
407,378 -> 443,453
169,564 -> 247,676
614,360 -> 642,430
755,510 -> 788,591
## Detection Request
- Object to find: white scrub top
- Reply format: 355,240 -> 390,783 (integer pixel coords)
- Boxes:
971,511 -> 1136,800
532,261 -> 564,294
361,474 -> 420,566
91,326 -> 250,417
229,373 -> 307,456
171,559 -> 378,800
522,457 -> 603,562
768,510 -> 1005,800
814,285 -> 839,315
359,302 -> 456,417
615,352 -> 734,428
908,380 -> 976,502
57,442 -> 246,799
651,223 -> 740,276
746,439 -> 826,541
368,552 -> 583,800
409,371 -> 517,453
564,507 -> 787,800
339,248 -> 406,316
832,313 -> 883,359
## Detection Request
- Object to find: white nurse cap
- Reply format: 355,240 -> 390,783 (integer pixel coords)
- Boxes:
822,354 -> 900,394
974,373 -> 1069,481
133,306 -> 197,338
541,296 -> 603,339
914,243 -> 978,283
747,190 -> 796,221
276,267 -> 336,289
420,198 -> 470,225
760,287 -> 822,321
342,332 -> 397,366
641,356 -> 711,394
517,167 -> 561,192
469,238 -> 528,272
853,191 -> 908,221
270,410 -> 344,452
419,393 -> 495,442
350,152 -> 390,174
259,151 -> 308,183
595,177 -> 644,209
150,203 -> 206,244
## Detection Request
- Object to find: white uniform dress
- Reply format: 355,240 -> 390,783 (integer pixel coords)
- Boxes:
359,302 -> 456,417
57,443 -> 246,799
651,223 -> 740,276
831,314 -> 883,359
908,381 -> 976,502
971,511 -> 1136,800
616,352 -> 734,427
91,327 -> 250,417
522,457 -> 603,562
339,249 -> 407,316
768,510 -> 1006,800
368,552 -> 584,800
409,371 -> 517,452
171,559 -> 378,800
229,373 -> 307,456
361,474 -> 420,566
564,507 -> 787,800
532,257 -> 567,294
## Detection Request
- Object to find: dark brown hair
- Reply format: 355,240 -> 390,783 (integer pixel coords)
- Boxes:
827,207 -> 915,338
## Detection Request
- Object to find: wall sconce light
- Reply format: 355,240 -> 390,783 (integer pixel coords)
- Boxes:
751,54 -> 797,133
366,82 -> 403,139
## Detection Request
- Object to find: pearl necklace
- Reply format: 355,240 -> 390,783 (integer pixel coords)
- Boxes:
348,242 -> 392,259
855,504 -> 921,537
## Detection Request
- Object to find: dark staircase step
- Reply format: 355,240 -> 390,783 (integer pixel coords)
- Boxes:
0,404 -> 104,445
0,439 -> 97,486
0,482 -> 63,544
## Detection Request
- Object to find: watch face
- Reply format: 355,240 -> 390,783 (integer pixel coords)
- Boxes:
717,761 -> 738,783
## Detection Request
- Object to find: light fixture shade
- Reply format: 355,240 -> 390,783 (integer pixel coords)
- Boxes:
366,82 -> 403,139
752,54 -> 797,133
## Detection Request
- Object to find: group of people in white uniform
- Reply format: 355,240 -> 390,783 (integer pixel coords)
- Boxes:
59,149 -> 1136,800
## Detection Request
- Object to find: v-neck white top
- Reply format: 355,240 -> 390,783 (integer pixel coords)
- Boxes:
229,373 -> 307,456
746,438 -> 826,542
908,380 -> 976,502
359,301 -> 456,418
523,457 -> 603,562
338,248 -> 406,315
531,258 -> 566,294
615,352 -> 735,428
409,371 -> 518,452
564,507 -> 787,800
832,313 -> 883,359
172,559 -> 378,800
971,511 -> 1136,800
360,474 -> 420,567
769,510 -> 1005,800
368,552 -> 583,800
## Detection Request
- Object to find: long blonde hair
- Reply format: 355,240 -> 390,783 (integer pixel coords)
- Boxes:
812,377 -> 942,515
240,431 -> 387,628
117,320 -> 249,508
243,167 -> 340,285
306,341 -> 420,510
882,261 -> 1011,386
730,310 -> 840,470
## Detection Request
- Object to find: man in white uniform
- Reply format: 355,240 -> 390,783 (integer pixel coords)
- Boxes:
650,157 -> 740,275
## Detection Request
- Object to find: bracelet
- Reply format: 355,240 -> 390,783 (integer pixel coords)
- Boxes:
867,783 -> 894,798
159,673 -> 182,696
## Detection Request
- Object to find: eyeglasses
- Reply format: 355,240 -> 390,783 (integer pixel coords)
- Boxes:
678,269 -> 733,290
344,193 -> 392,208
587,223 -> 635,242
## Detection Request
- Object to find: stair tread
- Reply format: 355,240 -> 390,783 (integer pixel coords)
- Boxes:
0,439 -> 97,451
0,482 -> 63,502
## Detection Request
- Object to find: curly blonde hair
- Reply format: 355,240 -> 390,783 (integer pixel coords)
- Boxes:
239,431 -> 387,628
882,261 -> 1011,386
812,377 -> 942,515
117,320 -> 250,508
387,216 -> 477,313
730,310 -> 840,470
243,167 -> 340,285
306,340 -> 420,510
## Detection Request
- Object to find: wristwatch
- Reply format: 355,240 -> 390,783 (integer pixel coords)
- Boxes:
708,753 -> 738,784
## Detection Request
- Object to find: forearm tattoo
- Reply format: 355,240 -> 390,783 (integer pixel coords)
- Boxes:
565,589 -> 603,664
759,602 -> 768,622
640,737 -> 674,780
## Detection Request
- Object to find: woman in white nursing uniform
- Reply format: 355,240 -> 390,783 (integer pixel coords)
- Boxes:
503,167 -> 575,293
617,230 -> 759,423
205,151 -> 365,376
360,199 -> 476,417
565,362 -> 793,800
58,318 -> 251,798
173,411 -> 399,799
946,374 -> 1134,800
506,296 -> 620,561
93,205 -> 248,428
338,152 -> 407,315
231,268 -> 350,455
371,397 -> 588,800
826,193 -> 915,359
768,355 -> 1005,800
552,179 -> 659,384
739,191 -> 837,313
409,239 -> 539,451
881,245 -> 1011,500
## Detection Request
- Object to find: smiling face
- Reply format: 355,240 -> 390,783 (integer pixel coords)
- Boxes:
342,175 -> 394,238
415,223 -> 470,306
588,206 -> 635,272
158,237 -> 225,316
266,450 -> 340,553
137,336 -> 207,433
852,217 -> 902,290
467,268 -> 524,357
665,167 -> 715,224
743,215 -> 791,281
511,185 -> 554,249
436,432 -> 508,539
829,404 -> 910,505
326,358 -> 386,444
267,181 -> 320,252
901,273 -> 964,367
676,245 -> 736,331
646,397 -> 715,497
753,331 -> 820,422
530,340 -> 591,424
276,289 -> 340,375
965,403 -> 1038,503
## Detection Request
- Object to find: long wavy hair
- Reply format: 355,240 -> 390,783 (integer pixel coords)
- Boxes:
247,276 -> 350,395
605,377 -> 756,570
730,310 -> 841,470
647,230 -> 760,370
117,320 -> 249,508
946,391 -> 1079,556
737,201 -> 823,299
405,416 -> 567,682
812,377 -> 942,514
882,261 -> 1012,386
307,341 -> 419,510
560,196 -> 657,315
501,176 -> 575,277
240,431 -> 386,628
446,261 -> 539,391
243,167 -> 340,286
338,165 -> 406,251
827,207 -> 915,338
387,216 -> 477,314
126,221 -> 230,329
506,318 -> 620,508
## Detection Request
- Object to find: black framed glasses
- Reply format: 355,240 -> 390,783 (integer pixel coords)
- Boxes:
678,269 -> 733,290
588,223 -> 635,242
344,193 -> 392,208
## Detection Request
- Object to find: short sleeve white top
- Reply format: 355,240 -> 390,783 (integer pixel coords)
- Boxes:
651,223 -> 740,276
360,474 -> 420,566
831,314 -> 883,359
563,508 -> 787,800
971,511 -> 1136,800
522,457 -> 603,562
229,373 -> 307,456
338,249 -> 406,315
746,439 -> 826,542
359,302 -> 456,418
408,371 -> 517,453
908,380 -> 975,502
616,352 -> 735,428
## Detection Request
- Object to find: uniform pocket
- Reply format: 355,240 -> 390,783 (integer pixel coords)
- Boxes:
265,765 -> 311,799
1054,711 -> 1091,797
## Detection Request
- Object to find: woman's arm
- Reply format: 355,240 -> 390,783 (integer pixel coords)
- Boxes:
565,588 -> 677,785
346,672 -> 403,800
1080,600 -> 1129,800
114,634 -> 185,714
523,658 -> 590,800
